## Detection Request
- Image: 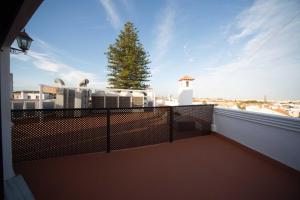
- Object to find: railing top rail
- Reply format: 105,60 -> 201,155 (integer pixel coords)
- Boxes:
214,107 -> 300,122
11,104 -> 215,112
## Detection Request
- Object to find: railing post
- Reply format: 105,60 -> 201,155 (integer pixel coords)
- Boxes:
169,106 -> 173,143
107,109 -> 111,153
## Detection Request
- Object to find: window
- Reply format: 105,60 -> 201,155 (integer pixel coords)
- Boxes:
186,81 -> 189,87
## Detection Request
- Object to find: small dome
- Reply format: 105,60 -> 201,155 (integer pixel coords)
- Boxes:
179,75 -> 195,81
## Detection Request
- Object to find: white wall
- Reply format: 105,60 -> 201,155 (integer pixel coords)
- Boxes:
178,80 -> 193,105
0,47 -> 15,180
178,89 -> 193,105
213,107 -> 300,171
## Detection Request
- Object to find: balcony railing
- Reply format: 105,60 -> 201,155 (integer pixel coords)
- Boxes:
11,105 -> 214,162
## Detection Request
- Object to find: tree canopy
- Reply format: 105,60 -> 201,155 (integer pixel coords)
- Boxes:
105,22 -> 151,89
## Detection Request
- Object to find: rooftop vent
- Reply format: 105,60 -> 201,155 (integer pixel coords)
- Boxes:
54,78 -> 65,87
79,79 -> 89,87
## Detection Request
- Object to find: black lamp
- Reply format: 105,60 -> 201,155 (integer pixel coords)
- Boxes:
11,30 -> 33,54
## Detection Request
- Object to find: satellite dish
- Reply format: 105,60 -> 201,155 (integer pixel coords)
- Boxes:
54,78 -> 65,87
79,79 -> 89,87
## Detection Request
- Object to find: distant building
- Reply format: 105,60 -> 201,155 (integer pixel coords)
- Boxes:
245,105 -> 289,117
12,90 -> 53,100
12,90 -> 55,109
289,108 -> 300,118
178,75 -> 194,105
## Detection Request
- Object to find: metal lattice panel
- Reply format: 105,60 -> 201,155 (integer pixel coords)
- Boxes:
11,105 -> 214,163
12,109 -> 107,162
173,105 -> 213,139
110,107 -> 170,150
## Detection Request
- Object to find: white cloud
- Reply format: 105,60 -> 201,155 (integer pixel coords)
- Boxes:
99,0 -> 121,29
151,2 -> 175,74
29,51 -> 66,72
10,53 -> 30,62
12,40 -> 106,89
228,0 -> 299,44
34,37 -> 92,66
153,4 -> 175,61
121,0 -> 131,12
183,43 -> 196,63
195,0 -> 300,100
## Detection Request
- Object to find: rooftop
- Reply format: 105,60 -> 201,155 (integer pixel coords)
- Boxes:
15,134 -> 300,200
179,75 -> 195,81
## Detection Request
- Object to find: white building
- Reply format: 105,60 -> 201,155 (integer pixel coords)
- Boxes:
289,108 -> 300,118
178,75 -> 195,105
245,105 -> 288,117
12,90 -> 55,109
12,90 -> 53,100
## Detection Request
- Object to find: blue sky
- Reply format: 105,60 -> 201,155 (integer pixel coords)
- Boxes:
11,0 -> 300,100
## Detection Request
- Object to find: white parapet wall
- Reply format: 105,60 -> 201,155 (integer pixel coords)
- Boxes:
213,107 -> 300,171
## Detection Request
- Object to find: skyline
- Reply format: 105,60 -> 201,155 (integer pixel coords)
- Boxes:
11,0 -> 300,100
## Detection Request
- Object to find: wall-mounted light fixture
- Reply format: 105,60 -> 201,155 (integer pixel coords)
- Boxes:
10,30 -> 33,54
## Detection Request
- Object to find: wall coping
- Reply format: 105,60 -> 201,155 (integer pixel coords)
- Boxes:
214,107 -> 300,133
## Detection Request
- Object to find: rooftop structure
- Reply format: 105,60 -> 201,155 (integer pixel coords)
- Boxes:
178,75 -> 194,105
179,75 -> 195,81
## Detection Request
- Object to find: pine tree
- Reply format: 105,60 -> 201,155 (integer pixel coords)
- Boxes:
105,22 -> 151,89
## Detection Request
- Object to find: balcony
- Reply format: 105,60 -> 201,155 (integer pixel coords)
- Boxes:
11,105 -> 300,200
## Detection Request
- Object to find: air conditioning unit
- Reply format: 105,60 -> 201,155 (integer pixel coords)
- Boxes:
24,101 -> 35,109
55,88 -> 75,108
75,89 -> 89,108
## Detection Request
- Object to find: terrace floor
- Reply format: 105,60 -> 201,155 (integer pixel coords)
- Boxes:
15,134 -> 300,200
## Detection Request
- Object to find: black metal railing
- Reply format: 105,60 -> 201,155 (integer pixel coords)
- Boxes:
11,105 -> 213,162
